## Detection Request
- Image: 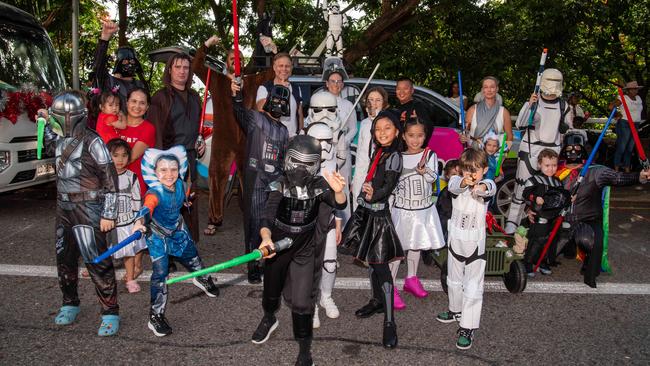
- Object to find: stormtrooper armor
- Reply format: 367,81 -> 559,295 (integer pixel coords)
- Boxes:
506,69 -> 569,233
323,0 -> 348,57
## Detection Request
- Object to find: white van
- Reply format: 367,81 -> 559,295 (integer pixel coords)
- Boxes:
0,2 -> 66,192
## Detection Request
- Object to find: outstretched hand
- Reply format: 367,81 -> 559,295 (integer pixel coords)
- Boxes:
205,35 -> 220,48
324,170 -> 347,193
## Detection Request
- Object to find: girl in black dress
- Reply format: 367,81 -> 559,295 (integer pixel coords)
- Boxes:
339,110 -> 404,349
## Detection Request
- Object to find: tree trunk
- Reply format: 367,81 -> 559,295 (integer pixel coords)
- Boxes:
118,0 -> 128,46
207,0 -> 233,51
343,0 -> 421,65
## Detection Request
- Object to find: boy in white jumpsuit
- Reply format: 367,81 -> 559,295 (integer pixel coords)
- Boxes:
436,148 -> 496,350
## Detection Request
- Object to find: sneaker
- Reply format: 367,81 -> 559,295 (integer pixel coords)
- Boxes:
539,265 -> 552,275
403,276 -> 428,298
436,310 -> 461,324
456,328 -> 475,350
193,277 -> 220,297
319,296 -> 340,319
527,271 -> 536,278
251,315 -> 279,344
313,305 -> 320,329
148,313 -> 172,337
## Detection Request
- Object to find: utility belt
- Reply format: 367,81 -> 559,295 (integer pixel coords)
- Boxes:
356,197 -> 387,211
150,218 -> 183,237
58,191 -> 102,203
274,219 -> 316,234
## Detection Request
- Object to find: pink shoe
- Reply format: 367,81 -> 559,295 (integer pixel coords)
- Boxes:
393,287 -> 406,310
403,276 -> 428,298
125,280 -> 141,293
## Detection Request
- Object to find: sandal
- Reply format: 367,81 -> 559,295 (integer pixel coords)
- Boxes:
98,315 -> 120,336
125,280 -> 141,293
54,305 -> 80,325
203,222 -> 221,236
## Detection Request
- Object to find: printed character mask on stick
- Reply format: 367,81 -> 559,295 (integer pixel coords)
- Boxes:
263,85 -> 291,119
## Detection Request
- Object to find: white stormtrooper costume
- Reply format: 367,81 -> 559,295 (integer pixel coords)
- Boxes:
323,1 -> 348,57
505,68 -> 570,233
447,175 -> 496,330
303,92 -> 349,326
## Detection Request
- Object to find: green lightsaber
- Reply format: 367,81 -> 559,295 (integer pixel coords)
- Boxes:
166,237 -> 293,285
494,134 -> 507,177
36,116 -> 46,160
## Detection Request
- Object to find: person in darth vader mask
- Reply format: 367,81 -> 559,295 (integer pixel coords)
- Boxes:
545,132 -> 650,288
231,79 -> 291,283
250,135 -> 347,366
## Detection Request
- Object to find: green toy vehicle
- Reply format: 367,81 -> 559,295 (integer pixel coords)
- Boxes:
431,232 -> 527,294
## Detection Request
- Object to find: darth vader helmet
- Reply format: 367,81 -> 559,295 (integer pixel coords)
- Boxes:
263,84 -> 291,119
561,131 -> 588,164
112,46 -> 142,78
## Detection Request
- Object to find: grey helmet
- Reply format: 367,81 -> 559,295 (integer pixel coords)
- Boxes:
50,91 -> 87,137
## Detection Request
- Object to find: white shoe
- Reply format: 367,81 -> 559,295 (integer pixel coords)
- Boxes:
319,296 -> 340,319
313,305 -> 320,329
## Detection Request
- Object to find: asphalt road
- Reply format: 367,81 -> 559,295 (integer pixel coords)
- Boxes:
1,183 -> 649,365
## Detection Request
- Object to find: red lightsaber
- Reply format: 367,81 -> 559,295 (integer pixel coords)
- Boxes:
232,0 -> 241,77
617,87 -> 649,169
199,68 -> 211,133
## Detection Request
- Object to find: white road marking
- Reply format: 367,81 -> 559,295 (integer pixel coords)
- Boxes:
2,264 -> 650,295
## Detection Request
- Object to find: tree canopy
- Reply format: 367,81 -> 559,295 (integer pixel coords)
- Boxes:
8,0 -> 649,116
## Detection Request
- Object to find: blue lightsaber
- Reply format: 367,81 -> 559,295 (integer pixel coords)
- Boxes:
93,231 -> 143,264
458,70 -> 466,132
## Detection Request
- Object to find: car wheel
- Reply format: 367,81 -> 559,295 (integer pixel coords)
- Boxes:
503,260 -> 527,293
496,177 -> 516,217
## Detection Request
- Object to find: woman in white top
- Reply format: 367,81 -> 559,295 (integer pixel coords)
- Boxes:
447,81 -> 468,111
460,76 -> 513,150
351,86 -> 388,209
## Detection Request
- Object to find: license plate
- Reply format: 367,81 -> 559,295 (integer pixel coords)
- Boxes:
37,162 -> 55,177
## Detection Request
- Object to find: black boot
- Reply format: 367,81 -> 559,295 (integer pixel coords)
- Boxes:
381,282 -> 398,349
356,267 -> 385,318
248,261 -> 262,284
292,312 -> 314,366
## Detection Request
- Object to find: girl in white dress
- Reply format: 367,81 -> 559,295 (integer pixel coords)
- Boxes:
389,117 -> 445,309
107,139 -> 147,293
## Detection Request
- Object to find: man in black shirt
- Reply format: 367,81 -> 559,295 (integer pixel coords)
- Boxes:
394,77 -> 434,145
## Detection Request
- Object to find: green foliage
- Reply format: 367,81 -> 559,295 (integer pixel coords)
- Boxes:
8,0 -> 649,117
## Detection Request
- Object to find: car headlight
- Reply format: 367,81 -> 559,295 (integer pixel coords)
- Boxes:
505,249 -> 514,259
0,151 -> 10,173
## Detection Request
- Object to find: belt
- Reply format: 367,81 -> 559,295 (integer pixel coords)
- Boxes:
58,191 -> 101,202
274,219 -> 316,234
356,198 -> 386,211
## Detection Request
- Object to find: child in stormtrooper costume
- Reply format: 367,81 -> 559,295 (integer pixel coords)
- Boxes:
436,148 -> 496,350
251,135 -> 347,366
133,146 -> 219,337
304,91 -> 348,325
40,91 -> 121,336
505,68 -> 570,234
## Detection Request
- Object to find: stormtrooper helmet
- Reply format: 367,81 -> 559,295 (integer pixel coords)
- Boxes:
305,122 -> 334,162
328,1 -> 340,12
540,68 -> 563,99
308,91 -> 340,132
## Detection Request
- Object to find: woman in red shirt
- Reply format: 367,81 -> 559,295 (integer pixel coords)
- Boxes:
101,87 -> 155,195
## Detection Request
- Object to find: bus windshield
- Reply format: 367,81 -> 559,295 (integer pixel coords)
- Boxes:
0,22 -> 65,92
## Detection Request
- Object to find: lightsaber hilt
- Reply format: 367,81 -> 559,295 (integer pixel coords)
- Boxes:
92,231 -> 143,264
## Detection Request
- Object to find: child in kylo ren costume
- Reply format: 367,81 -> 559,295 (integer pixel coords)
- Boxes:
231,79 -> 290,284
251,135 -> 347,366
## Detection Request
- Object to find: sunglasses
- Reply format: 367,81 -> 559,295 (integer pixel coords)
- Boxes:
312,107 -> 336,113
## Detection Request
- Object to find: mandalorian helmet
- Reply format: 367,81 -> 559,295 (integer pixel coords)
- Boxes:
263,84 -> 291,119
50,91 -> 88,137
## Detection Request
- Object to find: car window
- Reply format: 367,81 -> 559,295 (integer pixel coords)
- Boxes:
383,87 -> 458,128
